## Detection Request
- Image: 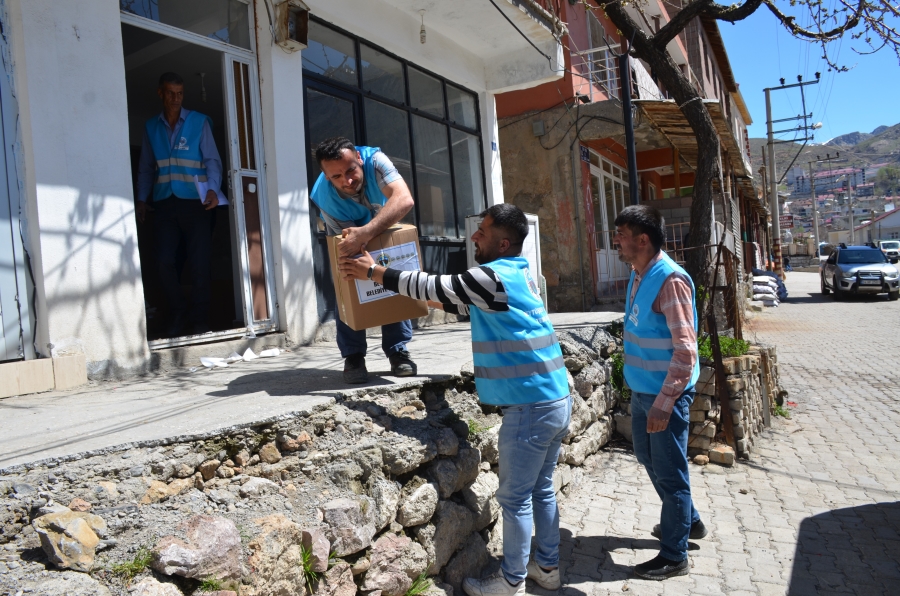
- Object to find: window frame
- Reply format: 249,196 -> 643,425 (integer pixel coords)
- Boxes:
302,16 -> 487,241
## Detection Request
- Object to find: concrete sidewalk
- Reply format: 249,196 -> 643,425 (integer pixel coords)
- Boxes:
0,311 -> 622,470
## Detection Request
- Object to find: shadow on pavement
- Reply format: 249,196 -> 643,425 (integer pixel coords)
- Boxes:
788,501 -> 900,595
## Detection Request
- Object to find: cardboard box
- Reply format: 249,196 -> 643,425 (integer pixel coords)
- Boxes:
328,224 -> 429,331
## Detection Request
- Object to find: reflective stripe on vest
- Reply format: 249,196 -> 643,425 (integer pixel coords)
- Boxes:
471,332 -> 559,354
469,257 -> 569,406
623,330 -> 673,350
146,111 -> 210,200
622,252 -> 700,395
474,355 -> 566,380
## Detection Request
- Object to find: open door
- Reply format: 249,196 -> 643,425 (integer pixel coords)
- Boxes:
223,53 -> 276,330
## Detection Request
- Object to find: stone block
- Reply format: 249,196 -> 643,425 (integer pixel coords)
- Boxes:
736,438 -> 749,454
722,358 -> 738,375
726,377 -> 744,394
708,444 -> 735,466
691,396 -> 713,411
692,420 -> 716,438
690,410 -> 706,422
0,358 -> 55,398
53,354 -> 87,390
687,435 -> 711,450
732,411 -> 743,425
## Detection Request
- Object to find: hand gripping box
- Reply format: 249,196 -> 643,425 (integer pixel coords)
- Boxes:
328,224 -> 429,331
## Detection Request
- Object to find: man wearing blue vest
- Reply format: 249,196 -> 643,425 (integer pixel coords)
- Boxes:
338,204 -> 572,596
137,72 -> 223,337
615,204 -> 707,581
311,137 -> 417,384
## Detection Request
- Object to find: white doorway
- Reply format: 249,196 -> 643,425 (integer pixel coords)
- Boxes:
120,3 -> 276,348
588,151 -> 631,298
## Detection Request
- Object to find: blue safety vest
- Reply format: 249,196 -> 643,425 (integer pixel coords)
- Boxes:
470,257 -> 569,406
309,146 -> 388,225
623,252 -> 699,396
146,111 -> 210,200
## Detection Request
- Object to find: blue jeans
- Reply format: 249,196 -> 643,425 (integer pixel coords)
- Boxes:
335,317 -> 412,359
496,395 -> 572,583
631,390 -> 700,561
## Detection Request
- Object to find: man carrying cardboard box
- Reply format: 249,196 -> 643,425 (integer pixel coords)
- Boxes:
311,137 -> 418,383
339,204 -> 572,596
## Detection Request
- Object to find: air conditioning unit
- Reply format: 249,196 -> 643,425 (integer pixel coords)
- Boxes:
274,0 -> 309,52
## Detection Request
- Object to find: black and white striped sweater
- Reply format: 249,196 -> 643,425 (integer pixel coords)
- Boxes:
381,266 -> 510,316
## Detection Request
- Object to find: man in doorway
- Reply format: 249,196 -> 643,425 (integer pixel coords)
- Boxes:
614,204 -> 707,581
137,71 -> 223,337
311,136 -> 417,384
339,204 -> 571,596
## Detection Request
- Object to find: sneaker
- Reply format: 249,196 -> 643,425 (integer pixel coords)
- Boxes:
526,560 -> 561,590
463,571 -> 525,596
651,519 -> 708,540
633,554 -> 689,581
388,348 -> 417,377
343,354 -> 368,384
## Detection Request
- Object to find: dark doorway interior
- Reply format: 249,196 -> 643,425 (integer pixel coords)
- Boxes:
122,23 -> 243,341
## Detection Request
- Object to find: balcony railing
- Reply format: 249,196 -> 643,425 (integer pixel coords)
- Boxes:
572,45 -> 621,101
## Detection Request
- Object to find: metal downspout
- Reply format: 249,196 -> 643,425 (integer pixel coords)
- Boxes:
571,137 -> 587,312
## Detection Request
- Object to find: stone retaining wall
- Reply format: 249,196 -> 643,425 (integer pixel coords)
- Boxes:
0,326 -> 623,596
690,345 -> 780,463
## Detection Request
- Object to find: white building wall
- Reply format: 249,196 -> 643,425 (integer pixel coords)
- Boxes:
9,0 -> 149,376
253,1 -> 319,346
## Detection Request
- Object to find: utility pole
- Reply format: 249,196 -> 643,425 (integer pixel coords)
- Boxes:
618,46 -> 639,205
764,74 -> 821,280
765,88 -> 782,279
848,176 -> 855,244
808,160 -> 820,250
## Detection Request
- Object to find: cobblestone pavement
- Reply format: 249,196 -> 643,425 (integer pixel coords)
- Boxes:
550,272 -> 900,596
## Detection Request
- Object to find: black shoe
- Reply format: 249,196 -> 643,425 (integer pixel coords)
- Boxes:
652,519 -> 708,540
633,555 -> 689,581
343,354 -> 368,384
165,312 -> 185,338
389,349 -> 417,377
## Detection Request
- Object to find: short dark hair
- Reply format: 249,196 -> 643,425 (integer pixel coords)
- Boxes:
480,203 -> 529,249
614,204 -> 665,251
158,72 -> 184,87
315,137 -> 356,165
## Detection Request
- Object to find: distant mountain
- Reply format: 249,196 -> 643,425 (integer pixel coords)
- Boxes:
749,121 -> 900,186
826,131 -> 872,147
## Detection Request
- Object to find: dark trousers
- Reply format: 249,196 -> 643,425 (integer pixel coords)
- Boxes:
335,317 -> 412,359
154,197 -> 213,333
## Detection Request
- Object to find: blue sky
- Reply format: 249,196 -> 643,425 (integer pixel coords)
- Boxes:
719,9 -> 899,143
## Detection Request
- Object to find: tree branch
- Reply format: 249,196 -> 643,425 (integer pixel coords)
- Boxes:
763,0 -> 865,40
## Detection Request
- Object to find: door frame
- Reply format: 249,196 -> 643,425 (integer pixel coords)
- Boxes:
588,150 -> 631,297
0,33 -> 34,362
121,6 -> 279,349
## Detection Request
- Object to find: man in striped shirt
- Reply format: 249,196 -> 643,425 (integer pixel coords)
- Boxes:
615,204 -> 707,580
339,204 -> 571,596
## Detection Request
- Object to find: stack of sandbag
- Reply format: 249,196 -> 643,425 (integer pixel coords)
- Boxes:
751,268 -> 788,301
752,275 -> 779,307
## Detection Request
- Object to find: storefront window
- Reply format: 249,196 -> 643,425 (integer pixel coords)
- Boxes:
303,18 -> 485,239
361,45 -> 405,104
447,85 -> 478,129
450,129 -> 483,231
413,116 -> 455,237
409,68 -> 445,118
303,21 -> 358,87
120,0 -> 251,50
365,99 -> 415,226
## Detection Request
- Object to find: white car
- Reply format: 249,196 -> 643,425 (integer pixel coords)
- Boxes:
879,240 -> 900,263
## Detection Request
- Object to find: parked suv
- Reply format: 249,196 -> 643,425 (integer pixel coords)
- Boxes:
821,244 -> 900,300
879,240 -> 900,263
